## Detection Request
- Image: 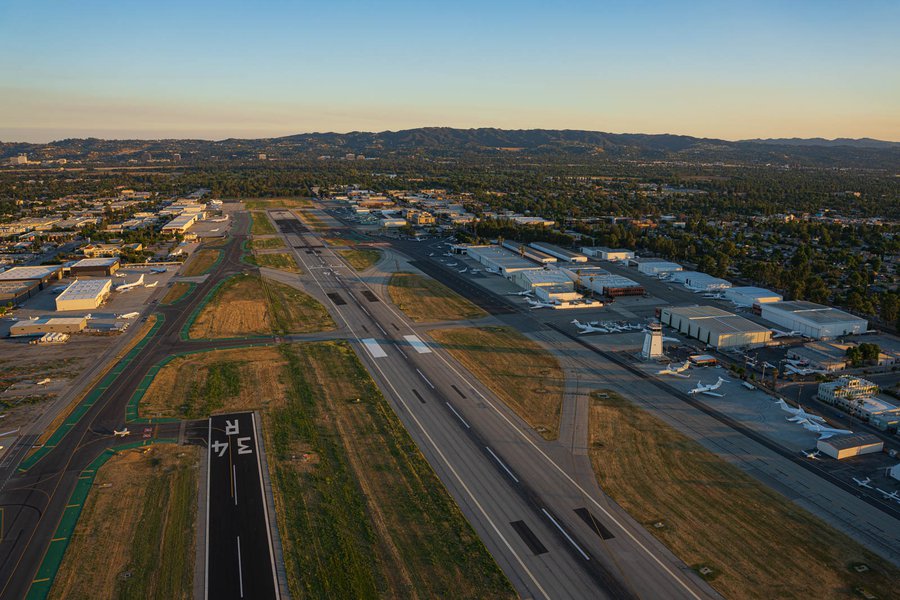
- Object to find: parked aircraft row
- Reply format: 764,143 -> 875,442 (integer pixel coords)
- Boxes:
570,319 -> 645,334
776,399 -> 852,439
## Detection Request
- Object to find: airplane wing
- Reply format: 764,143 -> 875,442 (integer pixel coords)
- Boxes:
701,391 -> 725,398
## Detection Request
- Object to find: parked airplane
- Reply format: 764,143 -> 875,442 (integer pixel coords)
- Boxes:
36,378 -> 51,386
571,319 -> 608,334
446,262 -> 458,267
800,449 -> 821,460
527,299 -> 557,309
775,399 -> 826,423
799,419 -> 852,439
508,290 -> 534,296
853,477 -> 873,489
113,429 -> 130,437
428,252 -> 435,257
875,488 -> 900,502
116,274 -> 145,291
114,273 -> 127,278
150,267 -> 167,274
772,329 -> 802,339
688,377 -> 728,397
145,281 -> 158,288
657,361 -> 691,378
210,228 -> 219,232
116,312 -> 140,319
742,381 -> 756,390
458,267 -> 468,273
784,363 -> 827,376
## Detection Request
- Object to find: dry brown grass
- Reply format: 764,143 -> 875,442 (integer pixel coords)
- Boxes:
250,211 -> 277,235
244,197 -> 312,210
428,326 -> 563,439
181,249 -> 220,276
160,282 -> 192,304
250,252 -> 300,273
189,274 -> 334,338
249,236 -> 284,250
388,272 -> 486,322
140,347 -> 288,419
588,390 -> 900,600
50,445 -> 199,600
337,249 -> 381,271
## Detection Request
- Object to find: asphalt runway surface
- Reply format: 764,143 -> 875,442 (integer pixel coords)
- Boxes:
206,412 -> 278,600
271,209 -> 719,600
0,212 -> 270,600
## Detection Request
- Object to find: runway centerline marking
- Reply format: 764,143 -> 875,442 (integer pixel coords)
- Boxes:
236,536 -> 244,598
485,446 -> 518,483
542,508 -> 590,561
445,402 -> 470,429
415,368 -> 435,389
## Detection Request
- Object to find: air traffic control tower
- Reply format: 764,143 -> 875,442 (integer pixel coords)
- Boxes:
641,321 -> 664,360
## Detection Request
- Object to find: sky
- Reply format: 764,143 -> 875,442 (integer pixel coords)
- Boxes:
1,1 -> 898,142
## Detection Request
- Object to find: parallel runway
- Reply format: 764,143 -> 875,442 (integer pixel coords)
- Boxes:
272,210 -> 718,600
206,412 -> 278,600
0,213 -> 272,600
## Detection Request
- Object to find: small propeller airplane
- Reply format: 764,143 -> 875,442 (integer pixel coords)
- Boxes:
571,319 -> 608,334
800,449 -> 822,460
772,329 -> 802,339
657,360 -> 691,378
852,477 -> 873,489
688,377 -> 728,397
113,429 -> 130,438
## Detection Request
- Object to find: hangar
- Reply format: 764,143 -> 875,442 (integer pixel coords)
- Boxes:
464,245 -> 543,277
55,279 -> 112,311
581,247 -> 634,261
0,265 -> 63,289
669,271 -> 732,291
660,305 -> 772,349
0,280 -> 41,305
760,301 -> 867,339
70,257 -> 120,277
501,240 -> 557,264
817,434 -> 883,460
10,316 -> 87,337
528,242 -> 587,263
631,258 -> 683,276
723,286 -> 783,307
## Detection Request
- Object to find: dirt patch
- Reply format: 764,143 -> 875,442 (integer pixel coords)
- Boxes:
388,272 -> 487,322
249,252 -> 301,273
337,249 -> 382,271
588,390 -> 900,600
160,282 -> 192,305
189,274 -> 271,338
428,326 -> 563,439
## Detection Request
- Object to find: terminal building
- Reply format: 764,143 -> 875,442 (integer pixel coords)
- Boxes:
660,305 -> 772,349
528,242 -> 587,263
668,271 -> 732,292
723,286 -> 783,307
464,245 -> 543,277
0,265 -> 63,289
760,301 -> 867,339
55,278 -> 112,311
70,257 -> 120,277
10,316 -> 87,337
630,258 -> 683,276
581,247 -> 634,262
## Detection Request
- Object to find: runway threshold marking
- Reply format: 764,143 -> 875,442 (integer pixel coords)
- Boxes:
510,521 -> 549,555
485,446 -> 518,483
361,338 -> 388,359
542,508 -> 590,560
403,335 -> 432,354
445,402 -> 470,429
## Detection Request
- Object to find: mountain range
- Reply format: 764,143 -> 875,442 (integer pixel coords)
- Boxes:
2,128 -> 898,169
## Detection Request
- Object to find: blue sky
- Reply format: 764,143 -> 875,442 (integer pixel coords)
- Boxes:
1,1 -> 898,141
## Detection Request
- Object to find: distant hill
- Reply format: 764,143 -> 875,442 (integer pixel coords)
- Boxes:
2,127 -> 899,169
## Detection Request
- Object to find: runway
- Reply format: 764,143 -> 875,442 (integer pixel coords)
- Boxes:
270,210 -> 719,600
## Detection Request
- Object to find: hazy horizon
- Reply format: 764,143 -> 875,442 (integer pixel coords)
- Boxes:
2,1 -> 898,143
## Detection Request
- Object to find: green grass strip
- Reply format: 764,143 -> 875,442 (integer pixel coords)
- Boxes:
19,315 -> 166,472
24,439 -> 177,600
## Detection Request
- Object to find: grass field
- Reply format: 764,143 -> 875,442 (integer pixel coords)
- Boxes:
160,282 -> 192,304
181,249 -> 220,276
388,272 -> 487,322
50,446 -> 198,600
337,248 -> 381,271
588,390 -> 900,600
202,236 -> 231,248
189,274 -> 333,338
247,252 -> 301,273
250,211 -> 277,235
137,343 -> 514,599
249,236 -> 284,250
244,197 -> 312,210
428,326 -> 563,439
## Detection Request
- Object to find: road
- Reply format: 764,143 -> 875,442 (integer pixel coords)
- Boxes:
271,209 -> 718,600
206,412 -> 278,600
0,212 -> 278,600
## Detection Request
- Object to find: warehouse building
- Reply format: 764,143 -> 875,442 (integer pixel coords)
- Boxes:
723,286 -> 783,307
70,257 -> 120,277
760,301 -> 867,339
10,316 -> 87,337
669,271 -> 732,291
501,240 -> 557,264
631,258 -> 683,276
581,247 -> 634,261
817,434 -> 883,460
528,242 -> 587,263
0,265 -> 63,289
660,305 -> 772,349
464,245 -> 543,277
0,280 -> 41,305
55,279 -> 112,311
